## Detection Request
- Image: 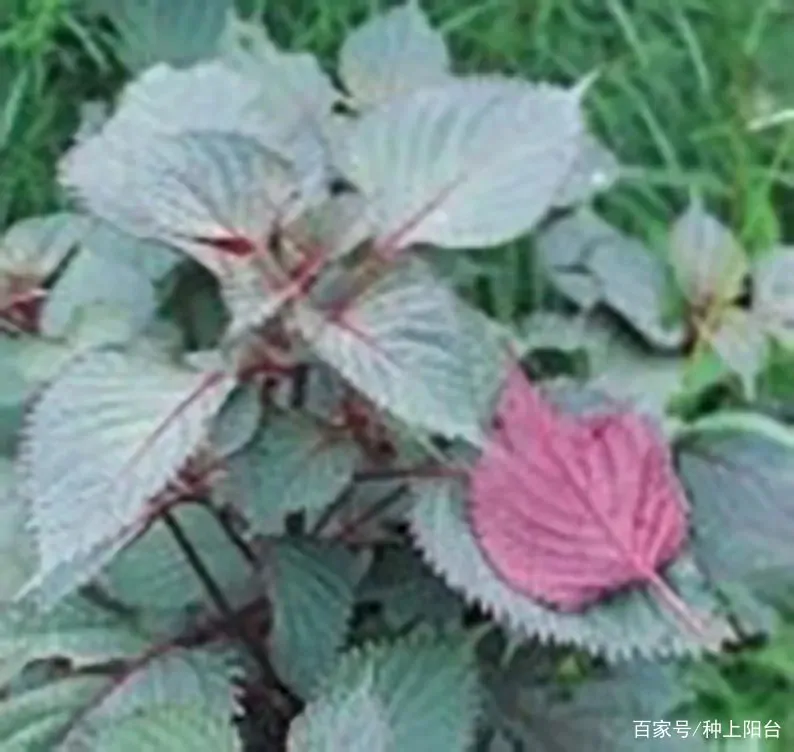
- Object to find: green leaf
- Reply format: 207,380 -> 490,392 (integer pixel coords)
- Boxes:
586,324 -> 686,423
335,78 -> 585,250
0,675 -> 106,751
94,703 -> 242,751
358,547 -> 464,631
339,0 -> 451,109
62,60 -> 269,157
219,13 -> 338,171
73,101 -> 110,145
0,596 -> 147,687
62,129 -> 309,280
21,351 -> 235,604
17,534 -> 142,614
410,479 -> 730,660
287,669 -> 392,752
0,309 -> 149,414
553,132 -> 621,208
0,459 -> 36,603
102,504 -> 251,615
0,339 -> 31,407
708,307 -> 768,399
518,311 -> 609,356
302,631 -> 480,752
677,429 -> 794,631
538,209 -> 686,350
2,647 -> 240,750
60,647 -> 239,748
753,246 -> 794,345
100,0 -> 232,72
40,247 -> 158,340
81,220 -> 181,283
489,660 -> 703,751
520,311 -> 685,422
218,252 -> 315,341
0,213 -> 90,281
269,540 -> 368,698
296,261 -> 483,442
669,199 -> 747,309
290,193 -> 374,262
216,414 -> 360,534
454,299 -> 514,428
209,384 -> 262,457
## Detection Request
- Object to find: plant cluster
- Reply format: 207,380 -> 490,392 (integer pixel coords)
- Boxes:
0,1 -> 793,750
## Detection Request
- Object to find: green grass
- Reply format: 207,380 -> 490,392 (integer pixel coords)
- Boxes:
2,0 -> 794,746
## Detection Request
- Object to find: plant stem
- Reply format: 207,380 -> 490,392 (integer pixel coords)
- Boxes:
331,484 -> 410,542
290,362 -> 309,408
203,500 -> 260,567
161,510 -> 278,687
354,465 -> 466,483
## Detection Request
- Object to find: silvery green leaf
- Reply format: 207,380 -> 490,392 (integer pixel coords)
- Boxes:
536,207 -> 626,311
100,0 -> 231,72
305,631 -> 479,752
4,307 -> 150,407
339,1 -> 451,109
40,247 -> 158,340
218,255 -> 310,341
586,323 -> 686,422
0,460 -> 36,603
269,541 -> 368,698
411,479 -> 730,660
73,100 -> 109,145
707,307 -> 768,399
589,240 -> 684,350
336,78 -> 585,250
59,59 -> 328,250
518,311 -> 609,355
538,209 -> 686,350
291,193 -> 374,261
669,199 -> 747,309
0,310 -> 141,411
17,532 -> 140,614
296,359 -> 350,420
553,132 -> 621,208
753,246 -> 794,344
209,384 -> 262,457
358,547 -> 464,630
62,130 -> 308,278
216,415 -> 360,534
60,648 -> 238,748
319,477 -> 414,541
21,351 -> 235,600
490,661 -> 703,752
454,299 -> 514,426
0,336 -> 83,408
0,213 -> 90,279
102,504 -> 251,614
0,596 -> 147,687
0,675 -> 106,751
219,14 -> 339,175
94,704 -> 242,752
81,221 -> 181,283
677,429 -> 794,632
287,669 -> 392,752
65,61 -> 268,147
0,403 -> 24,457
296,261 -> 482,442
0,338 -> 31,407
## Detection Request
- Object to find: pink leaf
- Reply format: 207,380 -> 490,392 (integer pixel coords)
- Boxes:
469,368 -> 700,622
